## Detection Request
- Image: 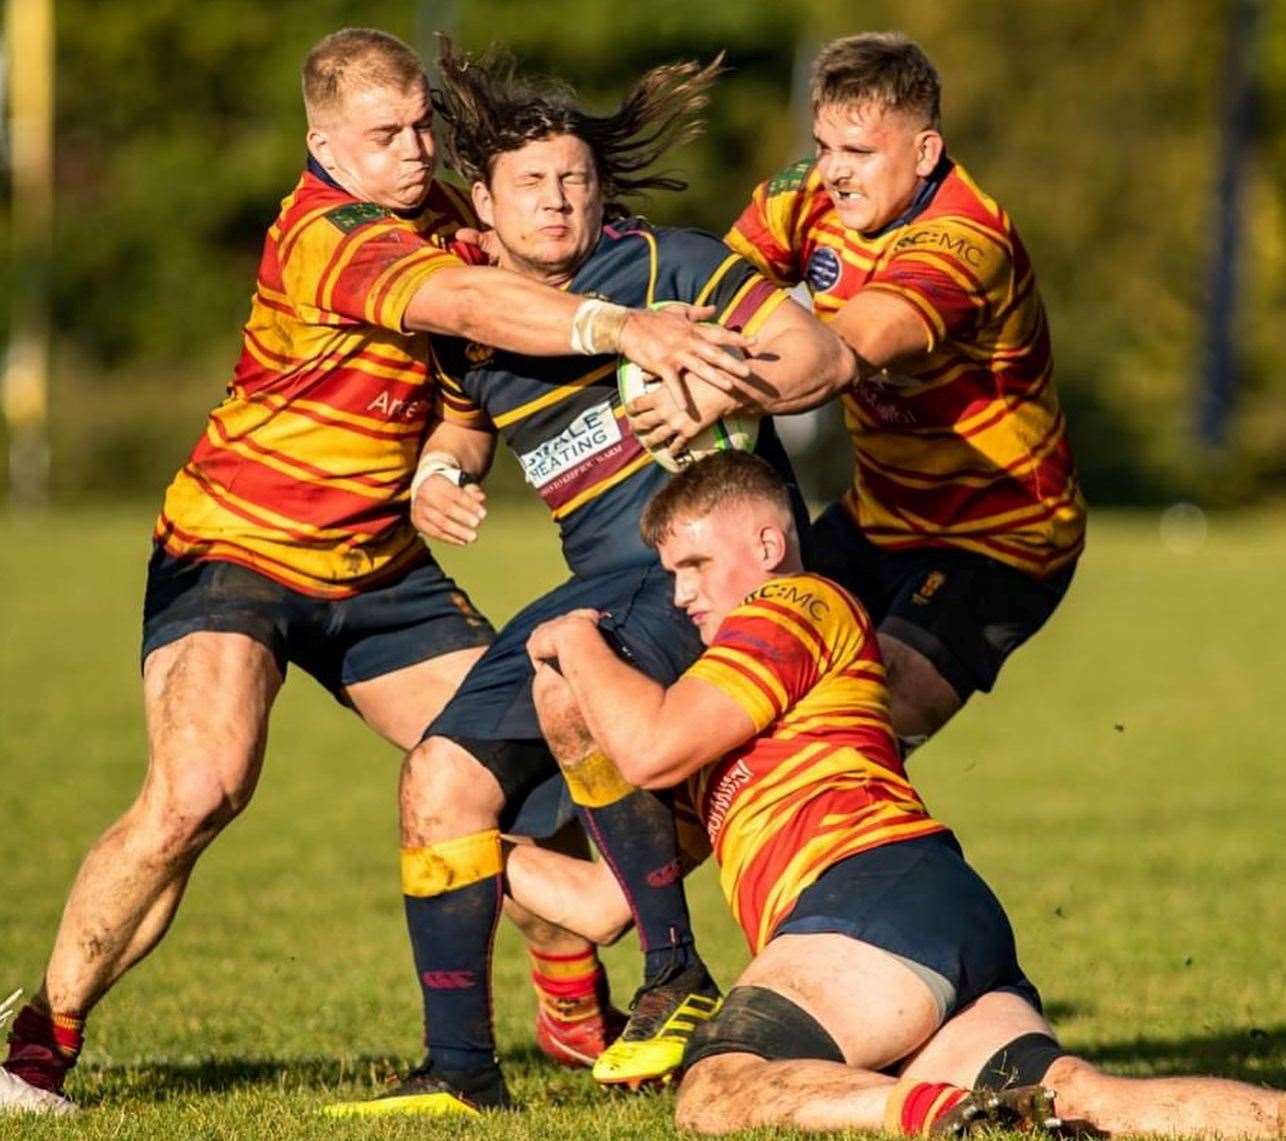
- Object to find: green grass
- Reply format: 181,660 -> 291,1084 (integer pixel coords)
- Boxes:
1,501 -> 1283,1138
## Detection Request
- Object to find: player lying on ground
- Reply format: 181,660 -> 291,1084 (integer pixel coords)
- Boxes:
509,451 -> 1284,1138
629,32 -> 1087,755
0,26 -> 761,1116
322,39 -> 854,1119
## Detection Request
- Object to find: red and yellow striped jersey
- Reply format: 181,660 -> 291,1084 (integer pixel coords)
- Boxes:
683,572 -> 946,953
154,165 -> 472,597
727,159 -> 1085,579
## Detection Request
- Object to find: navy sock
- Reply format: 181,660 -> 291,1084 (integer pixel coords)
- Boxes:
403,837 -> 503,1073
574,785 -> 699,982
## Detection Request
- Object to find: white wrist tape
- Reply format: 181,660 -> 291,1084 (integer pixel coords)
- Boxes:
570,298 -> 630,355
410,451 -> 468,503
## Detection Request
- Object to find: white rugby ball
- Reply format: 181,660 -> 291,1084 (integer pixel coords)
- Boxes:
617,330 -> 759,475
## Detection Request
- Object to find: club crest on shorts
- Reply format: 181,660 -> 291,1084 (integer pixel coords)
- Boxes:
806,246 -> 842,293
912,570 -> 947,605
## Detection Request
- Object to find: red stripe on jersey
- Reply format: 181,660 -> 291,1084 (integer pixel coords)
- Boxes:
535,432 -> 647,513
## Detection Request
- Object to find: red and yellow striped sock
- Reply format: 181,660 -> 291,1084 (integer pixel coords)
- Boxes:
529,946 -> 604,1024
4,1003 -> 84,1093
883,1079 -> 971,1136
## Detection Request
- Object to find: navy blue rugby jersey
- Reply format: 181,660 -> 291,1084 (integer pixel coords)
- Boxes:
433,218 -> 796,577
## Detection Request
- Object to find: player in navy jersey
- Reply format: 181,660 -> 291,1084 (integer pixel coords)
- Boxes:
324,41 -> 854,1118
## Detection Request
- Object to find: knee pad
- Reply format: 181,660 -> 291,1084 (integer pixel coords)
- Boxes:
975,1032 -> 1067,1091
682,985 -> 844,1071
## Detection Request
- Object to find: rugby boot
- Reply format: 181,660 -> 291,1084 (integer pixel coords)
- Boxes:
322,1059 -> 511,1118
932,1084 -> 1063,1136
0,1069 -> 76,1115
591,960 -> 721,1090
533,961 -> 628,1068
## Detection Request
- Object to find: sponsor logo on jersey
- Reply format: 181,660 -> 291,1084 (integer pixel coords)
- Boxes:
325,201 -> 390,233
911,570 -> 947,605
767,158 -> 813,196
518,401 -> 623,491
806,246 -> 843,293
753,580 -> 831,622
893,227 -> 986,267
704,759 -> 753,843
365,391 -> 429,421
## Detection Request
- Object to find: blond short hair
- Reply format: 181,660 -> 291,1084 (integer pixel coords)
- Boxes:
810,32 -> 941,130
640,452 -> 792,549
302,28 -> 426,124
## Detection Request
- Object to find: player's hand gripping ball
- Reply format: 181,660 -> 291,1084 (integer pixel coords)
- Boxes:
617,304 -> 759,474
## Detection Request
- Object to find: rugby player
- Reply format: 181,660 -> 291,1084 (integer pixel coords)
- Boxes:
511,452 -> 1284,1138
322,40 -> 853,1117
630,32 -> 1087,753
0,27 -> 757,1115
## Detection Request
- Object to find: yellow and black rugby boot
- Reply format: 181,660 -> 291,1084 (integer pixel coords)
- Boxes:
591,961 -> 722,1090
323,1060 -> 510,1118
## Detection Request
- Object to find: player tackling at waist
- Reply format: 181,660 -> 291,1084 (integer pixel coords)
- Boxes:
510,451 -> 1284,1138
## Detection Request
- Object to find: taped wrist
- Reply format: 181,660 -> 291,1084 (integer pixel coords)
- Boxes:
410,450 -> 475,502
570,299 -> 630,355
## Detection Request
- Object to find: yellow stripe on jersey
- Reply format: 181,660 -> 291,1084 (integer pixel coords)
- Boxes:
695,253 -> 742,307
491,362 -> 617,429
549,452 -> 653,520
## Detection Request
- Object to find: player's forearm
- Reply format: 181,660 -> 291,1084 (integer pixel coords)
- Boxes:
554,628 -> 703,788
829,288 -> 934,379
741,323 -> 857,415
420,417 -> 495,480
404,266 -> 586,354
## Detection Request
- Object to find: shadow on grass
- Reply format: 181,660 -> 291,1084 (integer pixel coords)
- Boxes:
80,1046 -> 588,1104
1076,1024 -> 1286,1085
80,1055 -> 407,1103
78,1025 -> 1285,1104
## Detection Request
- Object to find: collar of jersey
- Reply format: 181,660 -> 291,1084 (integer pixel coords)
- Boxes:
859,153 -> 954,240
305,154 -> 426,220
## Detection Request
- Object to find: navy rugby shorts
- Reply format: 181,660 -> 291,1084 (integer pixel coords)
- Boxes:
141,545 -> 494,699
425,559 -> 704,837
774,831 -> 1042,1021
810,502 -> 1075,701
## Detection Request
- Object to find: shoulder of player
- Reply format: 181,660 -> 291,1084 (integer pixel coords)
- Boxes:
283,174 -> 465,257
905,163 -> 1013,247
762,157 -> 821,199
651,222 -> 737,267
890,199 -> 1015,278
742,573 -> 860,624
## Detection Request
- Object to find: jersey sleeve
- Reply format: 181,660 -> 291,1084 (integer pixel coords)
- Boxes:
430,339 -> 492,429
653,228 -> 789,338
282,207 -> 464,333
864,216 -> 1014,350
683,578 -> 847,732
723,159 -> 814,288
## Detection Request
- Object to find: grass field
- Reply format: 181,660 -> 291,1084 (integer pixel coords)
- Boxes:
1,501 -> 1283,1139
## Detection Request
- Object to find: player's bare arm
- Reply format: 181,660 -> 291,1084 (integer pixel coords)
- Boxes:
828,286 -> 933,377
525,612 -> 754,787
626,294 -> 857,454
410,415 -> 496,546
403,265 -> 755,401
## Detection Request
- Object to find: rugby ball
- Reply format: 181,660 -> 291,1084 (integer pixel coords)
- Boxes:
617,311 -> 759,475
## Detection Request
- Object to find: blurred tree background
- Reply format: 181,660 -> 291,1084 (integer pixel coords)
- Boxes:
1,0 -> 1282,504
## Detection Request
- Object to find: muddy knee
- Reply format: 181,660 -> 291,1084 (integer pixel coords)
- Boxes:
400,735 -> 504,843
131,761 -> 255,863
531,667 -> 594,761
